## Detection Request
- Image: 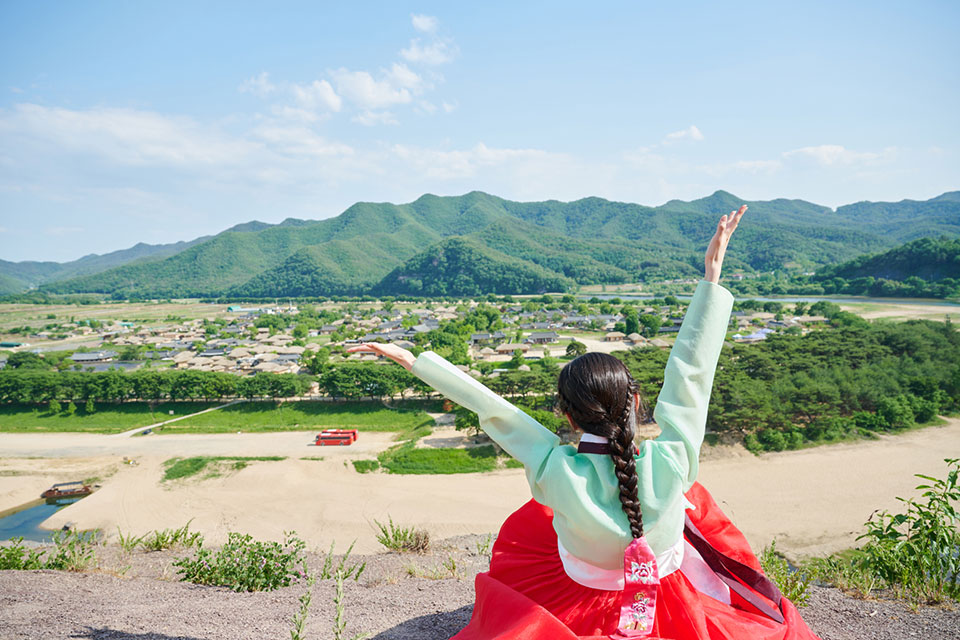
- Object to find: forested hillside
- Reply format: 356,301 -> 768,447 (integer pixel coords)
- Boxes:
26,190 -> 960,298
728,236 -> 960,299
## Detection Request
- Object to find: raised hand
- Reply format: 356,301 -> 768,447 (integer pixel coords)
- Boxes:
345,342 -> 416,370
704,205 -> 747,284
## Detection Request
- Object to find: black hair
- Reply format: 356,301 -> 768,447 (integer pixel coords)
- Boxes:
556,352 -> 647,539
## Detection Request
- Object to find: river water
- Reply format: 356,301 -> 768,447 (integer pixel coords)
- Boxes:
0,497 -> 84,542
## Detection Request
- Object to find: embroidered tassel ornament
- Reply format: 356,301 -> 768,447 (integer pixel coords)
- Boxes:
612,536 -> 659,638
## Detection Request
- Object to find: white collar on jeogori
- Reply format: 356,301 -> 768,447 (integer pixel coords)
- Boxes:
579,433 -> 609,444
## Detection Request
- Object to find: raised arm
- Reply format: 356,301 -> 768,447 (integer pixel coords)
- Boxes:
652,205 -> 745,488
345,343 -> 559,469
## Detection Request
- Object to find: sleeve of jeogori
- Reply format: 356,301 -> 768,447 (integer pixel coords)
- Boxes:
410,352 -> 561,469
651,279 -> 733,490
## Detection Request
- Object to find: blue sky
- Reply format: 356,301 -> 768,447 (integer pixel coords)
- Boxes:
1,1 -> 958,262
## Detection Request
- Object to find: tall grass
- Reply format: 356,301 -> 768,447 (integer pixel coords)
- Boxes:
758,540 -> 812,606
373,516 -> 429,553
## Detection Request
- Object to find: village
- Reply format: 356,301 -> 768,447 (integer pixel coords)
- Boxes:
0,295 -> 829,377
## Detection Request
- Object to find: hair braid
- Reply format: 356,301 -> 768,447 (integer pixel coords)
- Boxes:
557,352 -> 647,540
607,390 -> 644,539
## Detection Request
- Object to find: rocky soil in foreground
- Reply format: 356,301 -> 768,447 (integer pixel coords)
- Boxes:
1,535 -> 958,640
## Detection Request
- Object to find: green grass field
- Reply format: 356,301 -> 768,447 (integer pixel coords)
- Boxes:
0,399 -> 440,435
0,402 -> 216,434
155,399 -> 439,434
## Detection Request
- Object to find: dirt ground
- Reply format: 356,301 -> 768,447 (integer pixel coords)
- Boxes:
1,534 -> 958,640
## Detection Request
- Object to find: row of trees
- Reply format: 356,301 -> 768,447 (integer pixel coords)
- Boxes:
0,369 -> 311,404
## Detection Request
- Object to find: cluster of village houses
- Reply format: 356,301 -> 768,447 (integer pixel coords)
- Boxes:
1,301 -> 827,375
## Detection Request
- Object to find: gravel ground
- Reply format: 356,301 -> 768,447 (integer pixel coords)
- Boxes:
1,535 -> 957,640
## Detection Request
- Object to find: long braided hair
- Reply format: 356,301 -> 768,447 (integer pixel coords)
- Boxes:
557,352 -> 648,539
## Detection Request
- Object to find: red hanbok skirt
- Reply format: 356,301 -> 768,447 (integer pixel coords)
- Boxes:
452,482 -> 821,640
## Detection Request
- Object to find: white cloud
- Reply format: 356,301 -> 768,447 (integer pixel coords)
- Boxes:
330,68 -> 415,109
253,125 -> 354,156
401,38 -> 458,65
782,144 -> 891,166
385,63 -> 428,91
417,100 -> 438,114
291,79 -> 342,112
0,225 -> 7,232
389,142 -> 569,180
240,72 -> 276,97
664,125 -> 704,143
411,14 -> 438,33
1,103 -> 254,166
442,101 -> 457,113
352,110 -> 399,126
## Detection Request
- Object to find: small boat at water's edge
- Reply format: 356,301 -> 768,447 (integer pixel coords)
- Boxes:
40,481 -> 93,501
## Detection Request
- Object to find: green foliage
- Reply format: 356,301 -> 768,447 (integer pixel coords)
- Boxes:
44,529 -> 99,572
162,456 -> 285,481
566,340 -> 587,357
373,516 -> 430,553
758,540 -> 812,606
453,404 -> 481,436
116,528 -> 147,553
373,237 -> 575,296
316,540 -> 367,582
377,443 -> 499,474
705,319 -> 960,451
138,521 -> 204,551
0,531 -> 98,572
856,458 -> 960,604
174,531 -> 306,592
6,352 -> 50,370
351,459 -> 380,473
0,537 -> 46,570
289,563 -> 316,640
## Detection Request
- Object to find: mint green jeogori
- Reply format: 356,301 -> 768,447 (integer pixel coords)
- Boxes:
410,279 -> 734,573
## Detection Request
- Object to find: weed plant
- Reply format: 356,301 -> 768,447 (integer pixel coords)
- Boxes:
856,457 -> 960,604
174,531 -> 306,592
0,537 -> 45,570
116,529 -> 147,553
373,516 -> 429,553
318,540 -> 366,581
801,552 -> 879,598
332,568 -> 368,640
140,521 -> 203,551
289,562 -> 316,640
0,531 -> 98,571
45,530 -> 98,572
758,540 -> 812,606
474,534 -> 494,557
405,555 -> 463,580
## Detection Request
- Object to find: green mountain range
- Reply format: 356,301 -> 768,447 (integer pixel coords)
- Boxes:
6,190 -> 958,298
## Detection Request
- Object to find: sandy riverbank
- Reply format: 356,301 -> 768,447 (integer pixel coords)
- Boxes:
2,419 -> 958,557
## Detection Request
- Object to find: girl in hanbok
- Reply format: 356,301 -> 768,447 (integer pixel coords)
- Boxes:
349,205 -> 821,639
